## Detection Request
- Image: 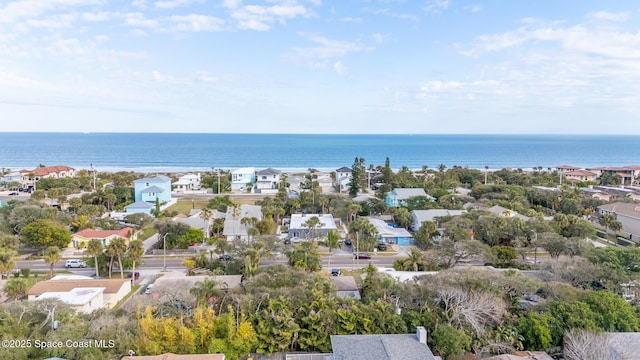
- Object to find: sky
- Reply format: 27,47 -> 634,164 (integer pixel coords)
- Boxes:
1,0 -> 640,134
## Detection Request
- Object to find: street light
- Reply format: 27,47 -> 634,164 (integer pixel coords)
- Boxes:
163,233 -> 171,272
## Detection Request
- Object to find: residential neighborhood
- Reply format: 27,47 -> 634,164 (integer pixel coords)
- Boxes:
0,162 -> 640,360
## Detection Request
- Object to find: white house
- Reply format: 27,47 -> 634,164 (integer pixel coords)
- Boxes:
255,168 -> 281,193
287,214 -> 338,240
172,173 -> 202,193
222,204 -> 263,241
334,167 -> 352,193
231,167 -> 256,191
28,278 -> 131,314
410,209 -> 467,231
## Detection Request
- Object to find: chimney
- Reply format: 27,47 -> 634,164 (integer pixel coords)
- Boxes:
416,326 -> 427,344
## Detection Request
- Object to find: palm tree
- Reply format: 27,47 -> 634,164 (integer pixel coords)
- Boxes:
127,240 -> 144,283
86,239 -> 103,278
304,216 -> 321,241
108,237 -> 128,279
44,246 -> 62,278
403,247 -> 424,271
0,250 -> 16,280
599,213 -> 615,234
199,207 -> 213,240
4,278 -> 28,301
318,197 -> 329,214
326,230 -> 340,255
190,278 -> 223,307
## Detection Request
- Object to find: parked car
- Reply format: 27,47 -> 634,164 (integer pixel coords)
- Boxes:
145,284 -> 154,294
8,192 -> 18,196
219,254 -> 235,261
377,243 -> 387,251
284,239 -> 291,245
65,259 -> 87,268
344,239 -> 352,246
126,272 -> 140,280
331,268 -> 342,276
354,253 -> 371,260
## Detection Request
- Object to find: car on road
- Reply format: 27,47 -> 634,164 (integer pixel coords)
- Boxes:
219,254 -> 235,261
344,239 -> 352,246
353,253 -> 371,260
8,192 -> 18,196
331,268 -> 342,276
145,284 -> 154,294
65,259 -> 87,268
126,272 -> 140,280
377,243 -> 387,251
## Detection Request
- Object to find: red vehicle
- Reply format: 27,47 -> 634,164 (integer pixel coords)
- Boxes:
354,253 -> 371,260
126,272 -> 140,280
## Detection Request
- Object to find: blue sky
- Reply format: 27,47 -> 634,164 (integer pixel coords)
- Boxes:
1,0 -> 640,134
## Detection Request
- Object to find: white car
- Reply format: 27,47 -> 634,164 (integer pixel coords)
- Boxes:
65,259 -> 87,268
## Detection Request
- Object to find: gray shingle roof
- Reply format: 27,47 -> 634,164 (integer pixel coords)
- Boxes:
125,200 -> 154,209
388,188 -> 430,200
141,185 -> 165,193
336,167 -> 352,173
411,209 -> 466,223
135,175 -> 171,183
257,168 -> 281,176
330,333 -> 436,360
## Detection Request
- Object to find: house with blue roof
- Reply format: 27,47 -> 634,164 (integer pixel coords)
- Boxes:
129,175 -> 172,215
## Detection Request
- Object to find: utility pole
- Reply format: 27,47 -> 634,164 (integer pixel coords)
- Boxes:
163,233 -> 171,272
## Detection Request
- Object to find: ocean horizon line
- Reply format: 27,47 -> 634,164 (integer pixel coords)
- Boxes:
2,131 -> 640,137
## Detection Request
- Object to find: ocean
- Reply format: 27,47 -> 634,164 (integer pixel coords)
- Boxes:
0,133 -> 639,173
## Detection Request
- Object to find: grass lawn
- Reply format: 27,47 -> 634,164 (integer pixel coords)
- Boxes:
340,268 -> 366,287
165,198 -> 210,215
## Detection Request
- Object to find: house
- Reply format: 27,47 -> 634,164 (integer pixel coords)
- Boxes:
564,169 -> 598,182
19,165 -> 75,191
122,353 -> 226,360
175,209 -> 225,234
555,165 -> 582,173
330,326 -> 437,360
172,173 -> 201,193
287,213 -> 338,240
598,202 -> 640,242
230,167 -> 256,191
28,278 -> 131,313
487,205 -> 529,220
222,204 -> 263,241
588,166 -> 640,185
152,275 -> 242,294
124,200 -> 155,215
255,168 -> 281,193
72,227 -> 137,248
410,209 -> 467,231
367,217 -> 413,245
335,166 -> 352,192
385,188 -> 433,208
332,276 -> 361,300
134,175 -> 172,203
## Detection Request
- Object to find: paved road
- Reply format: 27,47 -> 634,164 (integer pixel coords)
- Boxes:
17,253 -> 401,272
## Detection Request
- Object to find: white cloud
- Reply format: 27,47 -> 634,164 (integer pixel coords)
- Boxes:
231,3 -> 313,31
341,16 -> 363,23
123,12 -> 159,28
464,5 -> 482,13
588,11 -> 629,22
165,14 -> 225,32
0,0 -> 103,24
371,32 -> 386,43
221,0 -> 241,9
423,0 -> 449,13
154,0 -> 204,9
333,61 -> 346,75
82,12 -> 112,21
286,33 -> 372,68
94,34 -> 109,41
25,13 -> 78,29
